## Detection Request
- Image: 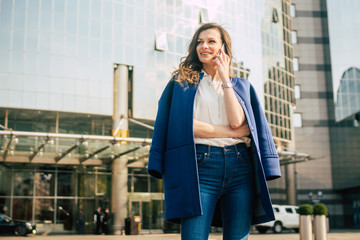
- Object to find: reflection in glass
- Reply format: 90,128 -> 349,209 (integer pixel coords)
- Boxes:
151,200 -> 163,230
78,199 -> 96,229
14,172 -> 33,196
13,198 -> 33,221
0,198 -> 10,215
0,167 -> 11,196
97,174 -> 111,197
150,177 -> 163,193
35,199 -> 54,223
134,175 -> 148,192
58,172 -> 76,196
57,199 -> 74,230
35,171 -> 55,196
78,174 -> 95,197
142,201 -> 150,229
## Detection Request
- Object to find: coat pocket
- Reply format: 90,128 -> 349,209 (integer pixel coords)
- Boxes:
163,148 -> 181,189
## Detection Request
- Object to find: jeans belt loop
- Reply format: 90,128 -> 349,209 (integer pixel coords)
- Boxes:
234,143 -> 240,158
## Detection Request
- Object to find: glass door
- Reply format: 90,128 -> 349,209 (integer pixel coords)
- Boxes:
129,200 -> 151,231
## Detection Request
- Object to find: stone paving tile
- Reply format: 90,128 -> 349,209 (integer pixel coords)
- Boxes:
3,232 -> 360,240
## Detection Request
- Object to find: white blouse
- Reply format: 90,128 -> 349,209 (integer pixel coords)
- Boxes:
193,72 -> 247,147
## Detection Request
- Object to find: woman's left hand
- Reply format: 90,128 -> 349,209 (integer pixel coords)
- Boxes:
212,48 -> 230,82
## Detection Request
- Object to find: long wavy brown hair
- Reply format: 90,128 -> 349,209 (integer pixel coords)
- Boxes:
172,23 -> 233,84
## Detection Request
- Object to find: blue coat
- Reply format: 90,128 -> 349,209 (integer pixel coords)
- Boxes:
148,73 -> 281,226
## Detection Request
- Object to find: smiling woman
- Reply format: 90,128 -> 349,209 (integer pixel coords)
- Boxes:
148,23 -> 281,240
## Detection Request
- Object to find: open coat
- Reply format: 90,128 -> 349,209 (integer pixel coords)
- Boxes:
148,73 -> 281,226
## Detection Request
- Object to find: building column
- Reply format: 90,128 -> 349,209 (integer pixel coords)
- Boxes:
286,164 -> 296,205
111,157 -> 128,234
111,64 -> 129,234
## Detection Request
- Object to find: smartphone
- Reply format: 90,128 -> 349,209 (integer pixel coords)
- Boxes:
218,44 -> 225,56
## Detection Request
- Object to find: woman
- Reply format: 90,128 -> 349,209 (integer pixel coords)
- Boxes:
148,23 -> 281,240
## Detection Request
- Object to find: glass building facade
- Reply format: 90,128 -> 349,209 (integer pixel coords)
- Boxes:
327,0 -> 360,121
0,0 -> 296,233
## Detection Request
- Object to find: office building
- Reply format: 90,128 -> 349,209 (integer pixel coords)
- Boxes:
292,0 -> 360,228
0,0 -> 297,233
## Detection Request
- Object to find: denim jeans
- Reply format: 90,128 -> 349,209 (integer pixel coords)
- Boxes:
181,143 -> 255,240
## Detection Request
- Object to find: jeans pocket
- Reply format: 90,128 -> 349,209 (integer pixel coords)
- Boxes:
196,152 -> 207,166
238,148 -> 251,164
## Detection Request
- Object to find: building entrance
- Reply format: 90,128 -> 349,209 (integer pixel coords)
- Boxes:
128,198 -> 163,233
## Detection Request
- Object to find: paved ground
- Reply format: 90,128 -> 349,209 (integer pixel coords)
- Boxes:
2,231 -> 360,240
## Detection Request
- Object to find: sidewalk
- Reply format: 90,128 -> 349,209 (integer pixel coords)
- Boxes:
3,231 -> 360,240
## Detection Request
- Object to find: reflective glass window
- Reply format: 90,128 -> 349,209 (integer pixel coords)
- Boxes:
26,30 -> 38,52
78,173 -> 95,197
35,199 -> 54,223
67,0 -> 78,14
102,0 -> 113,20
14,171 -> 33,196
79,16 -> 89,36
40,11 -> 52,32
39,32 -> 51,53
57,172 -> 76,196
78,199 -> 95,231
97,174 -> 111,197
151,200 -> 163,229
27,10 -> 39,30
79,0 -> 90,16
134,175 -> 148,192
13,198 -> 33,221
66,15 -> 77,35
54,0 -> 65,13
150,177 -> 163,193
57,199 -> 75,230
0,167 -> 11,196
0,198 -> 10,216
14,7 -> 26,29
293,113 -> 302,127
91,19 -> 100,39
12,30 -> 25,50
54,13 -> 65,34
35,171 -> 55,196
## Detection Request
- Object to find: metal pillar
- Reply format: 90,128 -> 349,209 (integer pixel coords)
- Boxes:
112,64 -> 129,137
111,64 -> 130,234
286,163 -> 296,205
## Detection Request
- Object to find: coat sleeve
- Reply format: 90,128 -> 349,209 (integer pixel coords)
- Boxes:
147,80 -> 174,179
250,84 -> 281,181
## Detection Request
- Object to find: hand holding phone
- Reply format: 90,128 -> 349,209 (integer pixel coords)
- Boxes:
218,44 -> 225,56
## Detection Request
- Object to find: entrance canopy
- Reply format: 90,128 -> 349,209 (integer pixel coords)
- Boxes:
0,130 -> 151,167
1,130 -> 312,167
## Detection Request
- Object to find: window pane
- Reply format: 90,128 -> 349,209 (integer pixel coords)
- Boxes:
35,171 -> 55,196
133,175 -> 148,192
58,172 -> 76,196
150,177 -> 163,193
14,171 -> 34,196
78,199 -> 95,232
0,198 -> 11,215
97,174 -> 111,197
294,85 -> 301,99
78,174 -> 95,197
293,58 -> 299,71
151,200 -> 163,229
0,166 -> 11,196
57,199 -> 74,230
13,198 -> 33,221
294,113 -> 302,127
35,199 -> 54,223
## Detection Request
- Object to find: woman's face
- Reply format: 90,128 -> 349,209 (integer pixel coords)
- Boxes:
196,28 -> 223,66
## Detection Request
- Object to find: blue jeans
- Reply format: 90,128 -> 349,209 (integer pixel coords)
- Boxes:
181,143 -> 255,240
